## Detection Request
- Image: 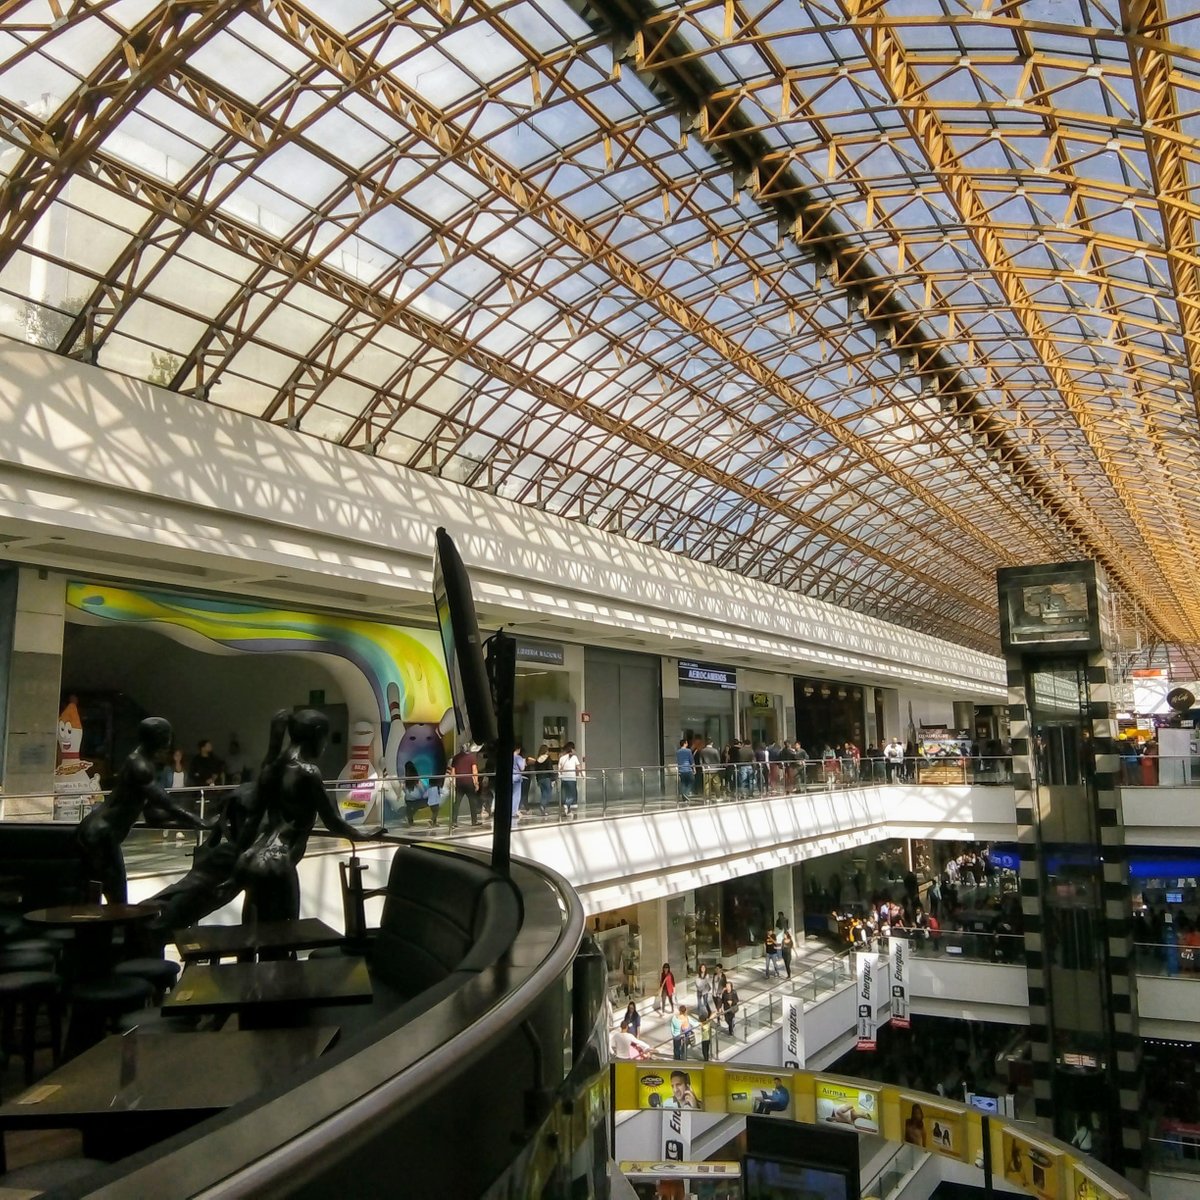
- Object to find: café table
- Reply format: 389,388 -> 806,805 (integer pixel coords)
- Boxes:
0,1026 -> 340,1170
23,903 -> 162,980
174,917 -> 345,964
162,956 -> 373,1023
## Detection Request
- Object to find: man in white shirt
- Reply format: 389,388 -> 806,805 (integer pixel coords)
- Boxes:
610,1021 -> 652,1060
557,742 -> 581,818
884,738 -> 904,784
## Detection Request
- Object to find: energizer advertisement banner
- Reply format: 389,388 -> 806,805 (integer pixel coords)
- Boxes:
889,937 -> 911,1029
855,952 -> 877,1051
660,1107 -> 691,1162
781,994 -> 805,1068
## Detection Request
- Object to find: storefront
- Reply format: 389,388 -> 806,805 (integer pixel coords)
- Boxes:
52,578 -> 453,824
793,677 -> 866,753
595,865 -> 802,993
736,669 -> 792,748
513,637 -> 583,763
677,659 -> 737,749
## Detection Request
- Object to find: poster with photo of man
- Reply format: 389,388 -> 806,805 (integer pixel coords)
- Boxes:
725,1070 -> 793,1118
636,1068 -> 703,1111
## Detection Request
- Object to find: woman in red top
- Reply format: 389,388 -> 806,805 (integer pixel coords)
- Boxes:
658,962 -> 676,1013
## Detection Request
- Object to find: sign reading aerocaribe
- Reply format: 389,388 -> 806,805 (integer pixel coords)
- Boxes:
889,937 -> 910,1029
856,952 -> 876,1051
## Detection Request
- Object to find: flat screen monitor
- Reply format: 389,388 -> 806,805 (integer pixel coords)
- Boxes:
1165,891 -> 1183,904
742,1157 -> 851,1200
743,1117 -> 860,1200
966,1092 -> 999,1114
432,528 -> 497,748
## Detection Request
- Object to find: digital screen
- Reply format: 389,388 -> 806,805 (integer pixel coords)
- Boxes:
1166,891 -> 1183,904
966,1092 -> 999,1114
742,1157 -> 850,1200
432,558 -> 469,741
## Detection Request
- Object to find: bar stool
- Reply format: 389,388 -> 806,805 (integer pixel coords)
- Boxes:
0,949 -> 57,975
114,958 -> 181,1004
64,976 -> 153,1061
0,971 -> 63,1084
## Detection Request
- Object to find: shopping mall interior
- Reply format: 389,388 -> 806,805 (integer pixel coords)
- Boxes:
0,1 -> 1198,1197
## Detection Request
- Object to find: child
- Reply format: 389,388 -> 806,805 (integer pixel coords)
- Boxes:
699,1011 -> 713,1061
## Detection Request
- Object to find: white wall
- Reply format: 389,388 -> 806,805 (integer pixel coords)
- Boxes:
0,339 -> 1005,700
1122,787 -> 1200,846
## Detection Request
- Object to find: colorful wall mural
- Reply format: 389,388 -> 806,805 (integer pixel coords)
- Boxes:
65,583 -> 454,821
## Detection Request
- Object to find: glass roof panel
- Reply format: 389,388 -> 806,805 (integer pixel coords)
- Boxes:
0,0 -> 1196,656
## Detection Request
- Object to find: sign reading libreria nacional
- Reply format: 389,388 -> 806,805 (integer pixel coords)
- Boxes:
678,660 -> 737,690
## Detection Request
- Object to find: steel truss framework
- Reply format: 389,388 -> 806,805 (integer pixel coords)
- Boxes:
1,0 -> 1199,663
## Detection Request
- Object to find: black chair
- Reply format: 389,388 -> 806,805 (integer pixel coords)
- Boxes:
0,970 -> 63,1084
64,976 -> 154,1060
0,949 -> 57,975
114,958 -> 181,1004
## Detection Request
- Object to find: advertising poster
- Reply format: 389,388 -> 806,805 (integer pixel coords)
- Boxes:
814,1079 -> 880,1134
889,937 -> 910,1029
725,1070 -> 793,1118
856,952 -> 877,1050
635,1067 -> 704,1111
1002,1129 -> 1061,1200
660,1107 -> 691,1162
900,1095 -> 965,1160
781,994 -> 805,1068
1070,1162 -> 1127,1200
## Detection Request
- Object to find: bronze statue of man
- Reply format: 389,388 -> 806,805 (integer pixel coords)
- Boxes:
236,709 -> 385,923
77,716 -> 210,904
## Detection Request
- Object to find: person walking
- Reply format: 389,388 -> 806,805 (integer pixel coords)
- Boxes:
694,962 -> 713,1017
611,1022 -> 652,1060
511,745 -> 526,821
697,738 -> 722,801
657,962 -> 676,1013
622,1000 -> 642,1038
884,737 -> 904,784
765,927 -> 782,977
699,1009 -> 713,1060
557,742 -> 581,818
530,744 -> 554,816
720,979 -> 739,1037
676,737 -> 695,803
780,922 -> 794,978
449,743 -> 481,829
670,1005 -> 691,1060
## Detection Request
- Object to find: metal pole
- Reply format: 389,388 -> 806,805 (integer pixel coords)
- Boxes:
487,633 -> 516,876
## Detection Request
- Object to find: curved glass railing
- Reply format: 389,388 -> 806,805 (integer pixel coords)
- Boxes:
0,755 -> 1016,829
0,836 -> 606,1198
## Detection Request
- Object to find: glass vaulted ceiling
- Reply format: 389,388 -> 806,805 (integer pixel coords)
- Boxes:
1,0 -> 1199,660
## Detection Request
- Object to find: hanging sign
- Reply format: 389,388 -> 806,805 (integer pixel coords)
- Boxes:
781,994 -> 805,1069
856,952 -> 877,1051
660,1107 -> 691,1162
889,937 -> 911,1029
678,660 -> 737,690
516,639 -> 565,666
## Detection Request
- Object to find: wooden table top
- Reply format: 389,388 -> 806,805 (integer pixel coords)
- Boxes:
163,956 -> 373,1015
0,1027 -> 340,1123
24,903 -> 161,926
174,917 -> 344,960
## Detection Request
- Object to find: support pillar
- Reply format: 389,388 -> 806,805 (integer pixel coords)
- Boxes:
2,568 -> 64,815
997,561 -> 1143,1183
